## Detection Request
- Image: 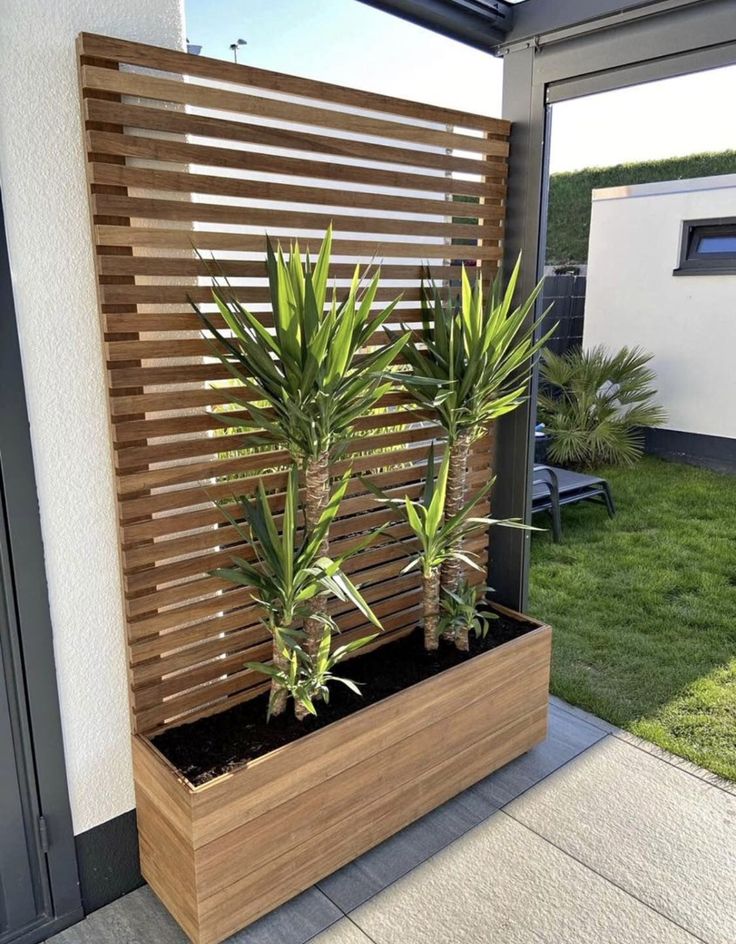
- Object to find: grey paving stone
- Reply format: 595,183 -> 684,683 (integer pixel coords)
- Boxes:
233,887 -> 343,944
506,736 -> 736,944
319,701 -> 605,912
549,694 -> 619,733
464,701 -> 607,809
350,812 -> 699,944
308,919 -> 375,943
47,887 -> 186,944
48,884 -> 342,944
318,783 -> 492,913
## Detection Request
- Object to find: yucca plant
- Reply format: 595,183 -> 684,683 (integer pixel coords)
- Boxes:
364,448 -> 527,651
212,467 -> 382,719
439,579 -> 494,646
388,258 -> 552,635
247,626 -> 377,721
538,345 -> 667,469
193,227 -> 406,663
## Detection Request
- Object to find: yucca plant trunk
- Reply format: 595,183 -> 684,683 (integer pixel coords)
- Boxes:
441,429 -> 472,650
269,631 -> 289,718
296,451 -> 331,720
422,569 -> 441,651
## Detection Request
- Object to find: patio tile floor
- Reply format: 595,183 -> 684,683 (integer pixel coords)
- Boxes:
49,698 -> 736,944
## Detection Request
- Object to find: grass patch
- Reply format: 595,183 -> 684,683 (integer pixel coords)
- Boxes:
529,457 -> 736,781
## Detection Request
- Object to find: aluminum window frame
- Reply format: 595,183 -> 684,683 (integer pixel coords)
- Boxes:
675,216 -> 736,276
498,0 -> 736,610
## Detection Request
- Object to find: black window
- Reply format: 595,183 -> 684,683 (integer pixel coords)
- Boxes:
675,217 -> 736,275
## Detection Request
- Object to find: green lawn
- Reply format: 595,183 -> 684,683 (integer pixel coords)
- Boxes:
529,456 -> 736,781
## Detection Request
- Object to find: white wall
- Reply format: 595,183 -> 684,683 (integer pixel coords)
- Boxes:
584,175 -> 736,441
0,0 -> 185,834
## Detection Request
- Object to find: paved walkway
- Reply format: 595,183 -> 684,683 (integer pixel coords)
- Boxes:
50,698 -> 736,944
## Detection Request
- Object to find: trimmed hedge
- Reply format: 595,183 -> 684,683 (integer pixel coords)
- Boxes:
547,150 -> 736,264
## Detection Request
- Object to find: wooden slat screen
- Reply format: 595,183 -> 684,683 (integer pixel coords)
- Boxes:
77,32 -> 510,735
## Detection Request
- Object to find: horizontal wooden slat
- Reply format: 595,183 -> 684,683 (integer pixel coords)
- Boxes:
86,130 -> 502,200
102,283 -> 428,309
97,257 -> 488,282
106,321 -> 440,364
117,440 -> 448,522
90,163 -> 494,220
100,301 -> 493,335
126,526 -> 425,630
78,32 -> 510,134
92,195 -> 498,242
85,99 -> 508,172
111,390 -> 411,424
95,226 -> 501,260
105,335 -> 427,371
78,33 -> 507,734
81,66 -> 505,155
132,601 -> 425,733
128,533 -> 488,679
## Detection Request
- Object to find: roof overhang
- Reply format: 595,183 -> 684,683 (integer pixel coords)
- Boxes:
358,0 -> 516,53
358,0 -> 710,56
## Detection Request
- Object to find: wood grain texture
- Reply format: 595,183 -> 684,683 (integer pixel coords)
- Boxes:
78,32 -> 510,133
80,65 -> 504,154
76,33 -> 509,735
134,616 -> 551,944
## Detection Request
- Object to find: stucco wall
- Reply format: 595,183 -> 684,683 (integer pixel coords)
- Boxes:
0,1 -> 185,833
584,174 -> 736,441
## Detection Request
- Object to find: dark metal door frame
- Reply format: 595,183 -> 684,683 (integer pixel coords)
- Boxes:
494,0 -> 736,609
0,194 -> 82,942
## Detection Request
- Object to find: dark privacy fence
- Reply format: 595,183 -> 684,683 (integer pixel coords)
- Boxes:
541,274 -> 586,356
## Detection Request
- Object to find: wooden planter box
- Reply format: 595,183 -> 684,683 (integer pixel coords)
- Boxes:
133,608 -> 551,944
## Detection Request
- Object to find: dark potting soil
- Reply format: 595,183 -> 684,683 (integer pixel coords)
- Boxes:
152,610 -> 537,787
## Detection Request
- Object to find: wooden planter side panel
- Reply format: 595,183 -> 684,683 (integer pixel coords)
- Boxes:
134,624 -> 550,944
76,33 -> 510,737
188,623 -> 549,845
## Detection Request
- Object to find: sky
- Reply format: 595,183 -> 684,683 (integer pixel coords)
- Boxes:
549,68 -> 736,173
185,0 -> 736,174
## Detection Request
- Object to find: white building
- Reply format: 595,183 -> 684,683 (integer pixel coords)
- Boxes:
584,173 -> 736,469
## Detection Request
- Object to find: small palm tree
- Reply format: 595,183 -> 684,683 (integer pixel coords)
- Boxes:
365,449 -> 527,651
538,345 -> 667,469
390,258 -> 552,632
213,467 -> 382,719
193,228 -> 406,664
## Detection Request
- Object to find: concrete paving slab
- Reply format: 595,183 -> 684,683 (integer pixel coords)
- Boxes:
552,695 -> 736,796
350,811 -> 699,944
318,701 -> 604,912
506,736 -> 736,944
464,700 -> 606,808
50,701 -> 732,944
612,728 -> 736,796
